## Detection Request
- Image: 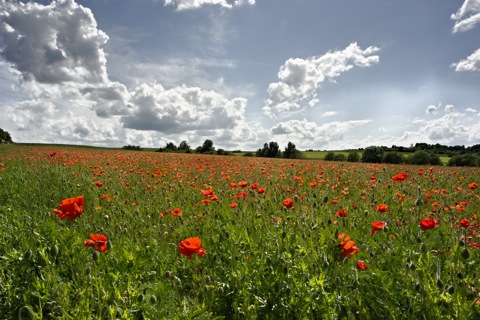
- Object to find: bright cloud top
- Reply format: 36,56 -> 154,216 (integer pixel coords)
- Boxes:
451,0 -> 480,33
263,43 -> 380,118
164,0 -> 255,11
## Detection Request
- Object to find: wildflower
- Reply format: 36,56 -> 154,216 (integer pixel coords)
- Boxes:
392,173 -> 409,182
251,183 -> 259,190
337,209 -> 348,217
338,233 -> 359,258
84,234 -> 108,252
229,202 -> 238,208
257,188 -> 266,194
170,208 -> 182,216
356,260 -> 368,270
238,181 -> 248,188
179,237 -> 206,259
53,196 -> 85,221
94,181 -> 103,188
468,182 -> 478,190
460,219 -> 470,228
283,198 -> 293,208
376,204 -> 388,212
419,218 -> 440,231
371,221 -> 386,235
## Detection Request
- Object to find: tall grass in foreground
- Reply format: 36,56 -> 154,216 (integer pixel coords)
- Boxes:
0,144 -> 479,319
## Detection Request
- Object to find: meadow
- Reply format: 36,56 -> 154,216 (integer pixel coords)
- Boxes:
0,144 -> 479,319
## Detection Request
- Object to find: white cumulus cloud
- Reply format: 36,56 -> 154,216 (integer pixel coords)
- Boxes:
451,0 -> 480,33
164,0 -> 255,11
263,43 -> 380,118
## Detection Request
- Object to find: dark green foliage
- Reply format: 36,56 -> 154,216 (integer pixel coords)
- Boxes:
383,152 -> 404,164
448,154 -> 479,167
0,128 -> 13,143
324,152 -> 336,161
347,151 -> 360,162
407,150 -> 442,165
283,142 -> 303,159
123,145 -> 142,151
333,153 -> 346,162
165,142 -> 177,152
196,139 -> 215,154
178,140 -> 191,152
362,146 -> 384,163
256,141 -> 282,158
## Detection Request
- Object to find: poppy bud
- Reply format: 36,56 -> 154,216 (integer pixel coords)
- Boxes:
457,272 -> 464,279
420,243 -> 427,253
50,244 -> 59,258
414,282 -> 421,292
415,198 -> 423,207
149,295 -> 157,304
85,266 -> 91,275
461,248 -> 470,260
23,249 -> 32,261
323,195 -> 329,203
459,239 -> 465,246
92,251 -> 99,261
447,286 -> 455,295
436,279 -> 444,289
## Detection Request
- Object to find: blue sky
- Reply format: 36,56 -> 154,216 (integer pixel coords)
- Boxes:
0,0 -> 479,150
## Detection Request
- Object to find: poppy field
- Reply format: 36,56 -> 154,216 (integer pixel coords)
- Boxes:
1,144 -> 480,319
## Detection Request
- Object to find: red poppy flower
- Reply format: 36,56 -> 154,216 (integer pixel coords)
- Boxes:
337,209 -> 348,217
229,202 -> 238,208
338,234 -> 359,258
283,198 -> 293,208
392,173 -> 409,182
95,181 -> 103,188
179,237 -> 206,259
371,221 -> 386,235
251,183 -> 259,190
460,218 -> 470,228
84,234 -> 108,252
53,196 -> 85,221
356,260 -> 368,270
170,208 -> 182,216
238,181 -> 248,188
419,218 -> 440,231
468,182 -> 478,190
257,188 -> 265,194
376,204 -> 388,212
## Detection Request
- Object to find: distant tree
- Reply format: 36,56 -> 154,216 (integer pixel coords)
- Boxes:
165,142 -> 177,152
407,150 -> 441,165
283,142 -> 303,159
362,146 -> 384,163
324,152 -> 336,161
256,141 -> 282,158
0,128 -> 13,143
383,152 -> 404,164
123,145 -> 142,151
333,153 -> 346,162
178,140 -> 191,152
448,154 -> 479,167
347,151 -> 360,162
196,139 -> 215,154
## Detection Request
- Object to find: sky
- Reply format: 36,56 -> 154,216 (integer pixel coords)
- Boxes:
0,0 -> 479,151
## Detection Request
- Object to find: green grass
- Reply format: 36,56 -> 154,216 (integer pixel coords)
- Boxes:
0,144 -> 479,319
